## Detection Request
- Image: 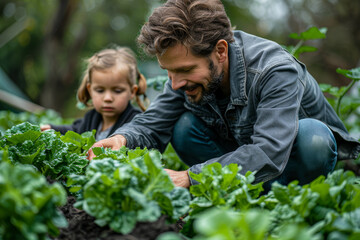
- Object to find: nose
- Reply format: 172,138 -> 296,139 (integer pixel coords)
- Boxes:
169,72 -> 187,90
103,91 -> 113,101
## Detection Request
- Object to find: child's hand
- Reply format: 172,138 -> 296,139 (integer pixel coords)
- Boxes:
40,124 -> 51,131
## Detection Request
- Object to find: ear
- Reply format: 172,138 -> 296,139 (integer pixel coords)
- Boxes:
86,83 -> 92,97
214,39 -> 228,63
131,85 -> 138,98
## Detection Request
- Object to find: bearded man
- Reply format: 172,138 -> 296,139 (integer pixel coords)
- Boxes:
89,0 -> 360,191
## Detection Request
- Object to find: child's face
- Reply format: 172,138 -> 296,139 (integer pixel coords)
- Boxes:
87,67 -> 137,123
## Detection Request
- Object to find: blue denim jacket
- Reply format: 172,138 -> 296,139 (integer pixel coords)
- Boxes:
113,30 -> 360,183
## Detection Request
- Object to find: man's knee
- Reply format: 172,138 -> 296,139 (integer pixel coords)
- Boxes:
171,112 -> 208,165
172,112 -> 200,147
296,118 -> 337,175
171,112 -> 225,166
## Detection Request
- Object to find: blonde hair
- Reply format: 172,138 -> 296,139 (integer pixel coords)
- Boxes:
77,46 -> 148,111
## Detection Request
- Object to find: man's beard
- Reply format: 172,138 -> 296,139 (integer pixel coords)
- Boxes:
186,59 -> 224,105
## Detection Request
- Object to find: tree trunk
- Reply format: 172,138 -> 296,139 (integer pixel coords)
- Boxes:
40,0 -> 86,113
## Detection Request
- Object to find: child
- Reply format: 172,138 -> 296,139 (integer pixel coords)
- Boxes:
40,46 -> 148,141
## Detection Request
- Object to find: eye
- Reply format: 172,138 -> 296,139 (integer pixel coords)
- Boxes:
114,88 -> 124,94
94,88 -> 104,93
179,66 -> 195,74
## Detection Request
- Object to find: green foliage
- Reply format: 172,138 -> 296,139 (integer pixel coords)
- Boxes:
0,0 -> 153,109
1,119 -> 360,239
283,26 -> 327,59
320,67 -> 360,135
92,142 -> 189,171
161,143 -> 189,171
288,26 -> 327,40
283,26 -> 360,140
0,109 -> 73,132
0,122 -> 92,181
192,208 -> 322,240
0,160 -> 67,240
189,163 -> 264,211
158,207 -> 321,240
69,148 -> 190,234
146,75 -> 169,91
167,167 -> 360,240
262,169 -> 360,238
181,163 -> 264,237
337,68 -> 360,81
193,208 -> 271,240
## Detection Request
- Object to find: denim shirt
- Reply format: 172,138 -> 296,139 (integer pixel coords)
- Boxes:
113,30 -> 360,184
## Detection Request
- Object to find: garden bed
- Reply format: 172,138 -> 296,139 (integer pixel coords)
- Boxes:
54,196 -> 183,240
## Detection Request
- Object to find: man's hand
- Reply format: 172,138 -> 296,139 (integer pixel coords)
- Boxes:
40,124 -> 51,131
164,169 -> 190,188
87,135 -> 127,160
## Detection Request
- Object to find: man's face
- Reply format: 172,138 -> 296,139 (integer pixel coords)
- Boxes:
157,44 -> 224,104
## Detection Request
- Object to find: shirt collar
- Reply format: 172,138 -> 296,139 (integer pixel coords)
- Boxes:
228,41 -> 248,106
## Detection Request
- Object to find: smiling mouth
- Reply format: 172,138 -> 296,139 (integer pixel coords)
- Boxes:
182,85 -> 200,96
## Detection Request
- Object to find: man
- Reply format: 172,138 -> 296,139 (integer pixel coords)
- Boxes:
89,0 -> 360,191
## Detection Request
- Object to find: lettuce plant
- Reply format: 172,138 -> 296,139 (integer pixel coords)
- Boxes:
188,163 -> 264,214
0,122 -> 92,181
68,147 -> 191,234
179,163 -> 264,237
157,207 -> 321,240
263,169 -> 360,238
0,161 -> 67,240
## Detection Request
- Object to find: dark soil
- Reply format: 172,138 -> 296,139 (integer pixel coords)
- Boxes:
52,196 -> 184,240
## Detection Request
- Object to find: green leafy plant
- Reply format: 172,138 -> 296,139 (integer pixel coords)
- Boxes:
180,163 -> 264,237
157,207 -> 321,240
161,143 -> 189,171
284,26 -> 360,167
283,26 -> 327,59
0,160 -> 67,240
192,208 -> 272,240
146,75 -> 169,91
263,169 -> 360,239
0,122 -> 92,181
68,147 -> 191,234
0,109 -> 73,132
189,163 -> 264,213
320,67 -> 360,133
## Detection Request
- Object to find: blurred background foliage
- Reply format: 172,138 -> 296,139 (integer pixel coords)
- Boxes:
0,0 -> 359,119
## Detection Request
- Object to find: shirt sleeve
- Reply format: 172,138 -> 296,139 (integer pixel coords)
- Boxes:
112,79 -> 186,152
50,118 -> 83,135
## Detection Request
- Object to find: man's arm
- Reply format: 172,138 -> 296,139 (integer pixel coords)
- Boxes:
113,79 -> 186,152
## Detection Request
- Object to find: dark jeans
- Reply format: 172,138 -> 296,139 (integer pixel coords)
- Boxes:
171,112 -> 337,191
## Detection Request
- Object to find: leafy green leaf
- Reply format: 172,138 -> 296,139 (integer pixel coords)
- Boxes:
336,67 -> 360,81
289,26 -> 327,40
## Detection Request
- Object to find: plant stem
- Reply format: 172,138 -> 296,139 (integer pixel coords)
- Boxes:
336,80 -> 356,116
291,40 -> 304,56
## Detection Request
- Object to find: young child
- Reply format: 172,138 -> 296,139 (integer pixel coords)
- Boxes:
40,46 -> 148,141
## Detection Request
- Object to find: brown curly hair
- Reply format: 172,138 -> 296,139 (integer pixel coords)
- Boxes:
137,0 -> 234,57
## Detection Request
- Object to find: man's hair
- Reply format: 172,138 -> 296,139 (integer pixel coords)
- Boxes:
137,0 -> 234,57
